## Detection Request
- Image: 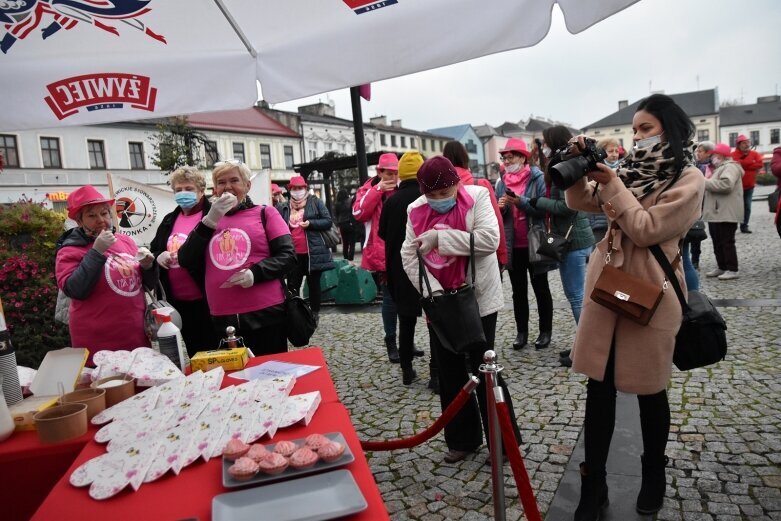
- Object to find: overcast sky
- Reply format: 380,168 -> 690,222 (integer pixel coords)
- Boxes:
269,0 -> 781,132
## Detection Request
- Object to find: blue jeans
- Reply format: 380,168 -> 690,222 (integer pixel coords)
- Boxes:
742,187 -> 754,229
682,241 -> 699,291
559,246 -> 592,324
381,283 -> 398,339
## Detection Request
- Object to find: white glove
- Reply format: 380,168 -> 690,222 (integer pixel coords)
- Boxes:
202,193 -> 238,228
136,247 -> 154,269
157,251 -> 173,269
415,229 -> 439,255
225,269 -> 254,289
92,230 -> 116,254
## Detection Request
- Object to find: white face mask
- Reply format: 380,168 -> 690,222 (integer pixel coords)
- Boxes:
505,163 -> 522,174
542,146 -> 552,158
634,133 -> 663,150
710,156 -> 723,167
290,189 -> 307,201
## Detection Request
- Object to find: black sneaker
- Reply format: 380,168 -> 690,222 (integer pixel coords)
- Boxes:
559,355 -> 572,367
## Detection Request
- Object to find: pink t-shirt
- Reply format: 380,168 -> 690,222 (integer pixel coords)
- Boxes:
288,205 -> 308,254
166,212 -> 204,301
55,233 -> 149,362
204,206 -> 290,315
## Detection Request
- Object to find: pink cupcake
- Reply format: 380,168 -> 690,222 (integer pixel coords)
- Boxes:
223,439 -> 250,461
246,444 -> 271,463
258,452 -> 289,475
228,457 -> 259,481
273,440 -> 298,457
304,433 -> 330,451
318,441 -> 346,463
289,447 -> 320,470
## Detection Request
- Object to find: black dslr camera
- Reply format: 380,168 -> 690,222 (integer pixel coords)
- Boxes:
550,138 -> 608,190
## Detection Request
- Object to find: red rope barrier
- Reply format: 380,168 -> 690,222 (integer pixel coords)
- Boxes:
497,400 -> 542,521
360,377 -> 479,451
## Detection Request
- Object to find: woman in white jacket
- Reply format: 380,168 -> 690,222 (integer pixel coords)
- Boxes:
401,156 -> 522,464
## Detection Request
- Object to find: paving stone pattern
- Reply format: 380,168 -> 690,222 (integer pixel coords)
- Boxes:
306,197 -> 780,521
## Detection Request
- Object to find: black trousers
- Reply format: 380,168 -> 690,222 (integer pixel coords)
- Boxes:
584,343 -> 670,471
287,254 -> 323,312
432,312 -> 522,452
339,224 -> 356,261
210,314 -> 287,357
509,247 -> 553,334
708,222 -> 738,272
398,313 -> 437,376
169,297 -> 221,357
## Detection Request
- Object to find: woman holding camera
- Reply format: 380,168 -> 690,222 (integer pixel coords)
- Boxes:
495,138 -> 554,351
563,94 -> 704,519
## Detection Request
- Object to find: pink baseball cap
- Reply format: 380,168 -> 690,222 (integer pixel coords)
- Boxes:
709,143 -> 732,157
735,134 -> 750,144
377,153 -> 399,171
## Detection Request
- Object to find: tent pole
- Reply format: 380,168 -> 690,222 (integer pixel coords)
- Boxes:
350,87 -> 369,185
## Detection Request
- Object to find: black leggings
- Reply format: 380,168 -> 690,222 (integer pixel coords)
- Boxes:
509,247 -> 553,333
287,254 -> 323,312
584,343 -> 670,471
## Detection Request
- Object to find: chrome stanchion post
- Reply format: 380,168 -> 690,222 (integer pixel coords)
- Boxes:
480,349 -> 506,521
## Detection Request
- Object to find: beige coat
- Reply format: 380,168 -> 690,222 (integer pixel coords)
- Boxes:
564,166 -> 705,394
702,159 -> 744,223
401,185 -> 503,317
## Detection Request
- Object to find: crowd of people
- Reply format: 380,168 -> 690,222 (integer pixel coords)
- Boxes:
53,92 -> 775,520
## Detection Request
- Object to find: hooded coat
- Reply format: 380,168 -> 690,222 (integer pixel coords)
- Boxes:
351,176 -> 394,272
702,159 -> 744,224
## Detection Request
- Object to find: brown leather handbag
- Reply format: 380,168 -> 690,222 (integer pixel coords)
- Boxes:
590,224 -> 676,326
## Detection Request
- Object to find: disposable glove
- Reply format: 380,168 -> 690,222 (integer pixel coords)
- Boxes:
202,193 -> 237,228
156,251 -> 173,269
225,269 -> 254,289
136,247 -> 154,269
415,229 -> 439,255
92,230 -> 116,254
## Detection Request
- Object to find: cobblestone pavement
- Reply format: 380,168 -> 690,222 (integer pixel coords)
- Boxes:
307,197 -> 781,521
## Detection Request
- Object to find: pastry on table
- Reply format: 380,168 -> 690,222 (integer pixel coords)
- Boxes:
228,457 -> 259,481
289,447 -> 319,469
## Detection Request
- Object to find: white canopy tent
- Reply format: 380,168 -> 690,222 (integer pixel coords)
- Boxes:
0,0 -> 638,132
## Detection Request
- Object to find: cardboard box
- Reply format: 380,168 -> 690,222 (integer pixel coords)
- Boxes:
190,348 -> 248,372
9,348 -> 88,431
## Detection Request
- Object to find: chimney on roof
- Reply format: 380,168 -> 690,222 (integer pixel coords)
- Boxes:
256,100 -> 270,109
369,115 -> 387,126
618,100 -> 628,110
391,119 -> 402,128
757,95 -> 780,103
298,102 -> 335,117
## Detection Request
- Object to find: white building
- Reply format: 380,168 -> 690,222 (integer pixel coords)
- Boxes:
719,95 -> 781,169
368,116 -> 449,157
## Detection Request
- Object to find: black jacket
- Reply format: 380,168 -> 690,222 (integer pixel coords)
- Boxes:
177,198 -> 296,322
277,196 -> 335,273
149,196 -> 211,301
378,179 -> 422,317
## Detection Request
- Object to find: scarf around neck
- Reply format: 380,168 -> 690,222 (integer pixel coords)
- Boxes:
502,164 -> 531,195
616,141 -> 694,200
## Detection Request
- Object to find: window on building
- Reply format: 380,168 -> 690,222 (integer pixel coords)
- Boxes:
696,130 -> 710,143
465,140 -> 478,154
204,140 -> 218,167
391,135 -> 397,147
380,134 -> 387,147
0,134 -> 19,167
87,140 -> 105,169
41,137 -> 62,168
411,137 -> 416,148
128,142 -> 145,169
400,136 -> 406,148
750,130 -> 760,146
619,138 -> 624,147
469,159 -> 479,172
284,146 -> 294,169
259,144 -> 271,169
771,129 -> 780,145
440,140 -> 445,150
232,142 -> 245,163
309,148 -> 317,161
325,142 -> 332,151
728,133 -> 738,147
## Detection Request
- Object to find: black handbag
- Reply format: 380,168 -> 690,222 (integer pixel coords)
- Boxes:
527,224 -> 559,274
534,215 -> 574,262
768,188 -> 780,214
284,287 -> 317,347
320,223 -> 341,248
649,245 -> 727,370
686,219 -> 707,241
417,233 -> 487,355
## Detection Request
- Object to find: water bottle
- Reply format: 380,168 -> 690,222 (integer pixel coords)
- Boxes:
0,298 -> 22,407
154,309 -> 187,372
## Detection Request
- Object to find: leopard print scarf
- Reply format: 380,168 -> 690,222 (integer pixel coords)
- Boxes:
615,140 -> 694,200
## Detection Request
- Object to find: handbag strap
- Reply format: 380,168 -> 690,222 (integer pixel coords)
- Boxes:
649,244 -> 690,312
416,232 -> 475,297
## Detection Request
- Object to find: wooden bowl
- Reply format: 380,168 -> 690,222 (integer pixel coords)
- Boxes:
91,375 -> 135,408
59,387 -> 106,420
34,403 -> 88,443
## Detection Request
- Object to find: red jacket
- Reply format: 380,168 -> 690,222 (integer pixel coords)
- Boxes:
454,167 -> 508,266
352,177 -> 395,272
771,146 -> 781,189
731,148 -> 764,189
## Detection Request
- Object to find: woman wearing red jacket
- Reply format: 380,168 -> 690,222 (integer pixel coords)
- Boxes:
731,134 -> 764,233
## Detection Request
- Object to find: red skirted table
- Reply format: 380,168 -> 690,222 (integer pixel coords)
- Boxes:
31,348 -> 388,521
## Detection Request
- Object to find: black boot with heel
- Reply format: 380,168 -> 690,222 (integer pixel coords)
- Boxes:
574,463 -> 609,521
636,454 -> 669,514
385,336 -> 400,364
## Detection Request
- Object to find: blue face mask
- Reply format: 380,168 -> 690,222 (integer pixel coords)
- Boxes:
427,196 -> 457,214
174,191 -> 198,209
604,159 -> 621,169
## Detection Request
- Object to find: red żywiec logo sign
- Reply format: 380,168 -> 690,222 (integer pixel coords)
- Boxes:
343,0 -> 397,15
44,73 -> 157,120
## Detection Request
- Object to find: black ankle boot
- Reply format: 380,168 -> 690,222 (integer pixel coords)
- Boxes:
512,331 -> 528,350
534,331 -> 551,349
574,463 -> 608,521
636,454 -> 668,514
402,367 -> 417,385
385,336 -> 400,364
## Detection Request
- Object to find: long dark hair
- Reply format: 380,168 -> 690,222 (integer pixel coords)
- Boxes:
636,94 -> 695,172
442,140 -> 470,169
542,126 -> 573,187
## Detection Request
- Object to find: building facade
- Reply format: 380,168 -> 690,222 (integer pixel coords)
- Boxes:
426,124 -> 485,174
368,116 -> 448,158
719,95 -> 781,170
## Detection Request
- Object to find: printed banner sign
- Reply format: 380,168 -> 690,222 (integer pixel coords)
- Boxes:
110,174 -> 176,247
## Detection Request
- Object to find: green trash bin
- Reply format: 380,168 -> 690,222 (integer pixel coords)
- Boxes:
303,259 -> 347,301
333,263 -> 377,305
